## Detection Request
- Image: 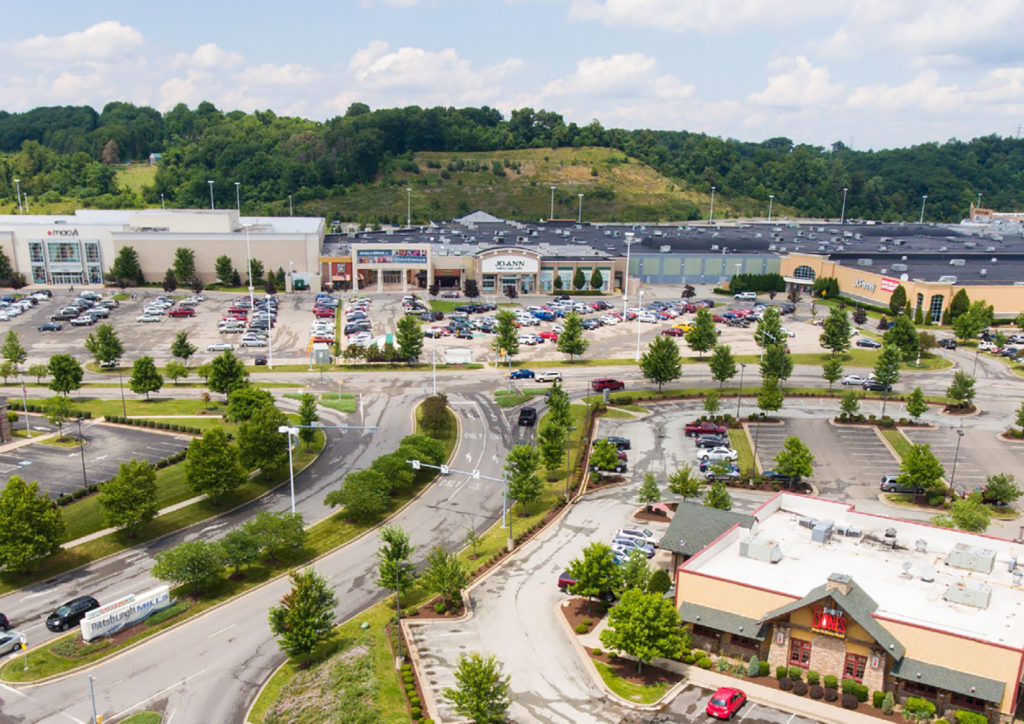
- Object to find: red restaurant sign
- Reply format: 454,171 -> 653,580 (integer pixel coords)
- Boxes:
812,605 -> 847,637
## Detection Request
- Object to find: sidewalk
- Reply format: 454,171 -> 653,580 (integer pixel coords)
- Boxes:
61,494 -> 206,548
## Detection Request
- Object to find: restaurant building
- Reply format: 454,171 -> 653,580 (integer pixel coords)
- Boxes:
669,494 -> 1024,722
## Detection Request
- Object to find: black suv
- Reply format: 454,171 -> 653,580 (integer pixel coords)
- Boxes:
862,379 -> 892,392
518,407 -> 537,426
696,434 -> 731,449
46,596 -> 100,632
938,338 -> 957,350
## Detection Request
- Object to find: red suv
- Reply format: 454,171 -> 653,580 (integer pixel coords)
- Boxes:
168,307 -> 195,317
591,378 -> 625,392
685,421 -> 728,437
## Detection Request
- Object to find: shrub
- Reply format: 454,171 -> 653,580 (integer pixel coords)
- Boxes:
758,661 -> 769,677
806,670 -> 820,686
684,654 -> 696,665
408,695 -> 420,708
824,688 -> 838,702
410,707 -> 421,719
574,623 -> 589,634
698,657 -> 713,669
747,655 -> 760,677
873,690 -> 885,708
731,663 -> 746,676
779,678 -> 794,691
903,696 -> 936,720
823,674 -> 838,689
715,657 -> 729,672
841,678 -> 856,695
788,666 -> 803,681
433,601 -> 447,614
582,618 -> 592,627
809,685 -> 824,700
853,683 -> 868,702
841,693 -> 858,710
792,681 -> 808,696
954,711 -> 988,724
882,691 -> 895,714
692,649 -> 706,659
776,666 -> 787,680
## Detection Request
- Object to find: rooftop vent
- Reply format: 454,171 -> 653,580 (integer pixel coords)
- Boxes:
949,259 -> 966,267
659,245 -> 671,253
991,257 -> 998,263
739,535 -> 782,563
812,519 -> 835,544
938,275 -> 958,284
980,269 -> 988,277
946,542 -> 996,574
964,241 -> 976,248
943,579 -> 992,609
857,258 -> 873,267
920,567 -> 935,582
915,539 -> 928,553
891,264 -> 908,272
985,246 -> 996,252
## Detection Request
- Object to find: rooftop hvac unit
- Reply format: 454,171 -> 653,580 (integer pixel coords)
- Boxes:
878,246 -> 887,251
1015,572 -> 1023,586
798,517 -> 817,529
940,246 -> 948,252
915,539 -> 928,553
920,567 -> 935,582
946,542 -> 996,574
943,579 -> 992,609
739,535 -> 782,563
949,259 -> 966,266
964,241 -> 976,248
980,269 -> 988,277
812,519 -> 834,544
857,258 -> 873,266
891,263 -> 908,271
769,244 -> 777,251
659,245 -> 671,253
710,244 -> 719,251
991,257 -> 998,263
938,275 -> 958,284
986,246 -> 996,252
845,526 -> 861,537
778,246 -> 786,252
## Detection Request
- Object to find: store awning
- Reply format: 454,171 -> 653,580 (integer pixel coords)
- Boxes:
680,602 -> 766,640
892,658 -> 1004,705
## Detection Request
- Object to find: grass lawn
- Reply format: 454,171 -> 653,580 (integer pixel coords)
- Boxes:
115,163 -> 157,194
66,396 -> 225,418
494,389 -> 542,407
133,416 -> 233,433
320,392 -> 356,413
729,428 -> 755,475
879,428 -> 912,460
601,408 -> 636,419
593,660 -> 669,705
121,714 -> 162,724
35,436 -> 82,448
428,300 -> 460,313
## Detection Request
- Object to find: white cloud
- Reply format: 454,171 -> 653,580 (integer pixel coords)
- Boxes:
748,56 -> 841,107
847,71 -> 961,113
173,43 -> 244,70
10,21 -> 143,63
542,53 -> 658,97
567,0 -> 840,33
236,63 -> 320,87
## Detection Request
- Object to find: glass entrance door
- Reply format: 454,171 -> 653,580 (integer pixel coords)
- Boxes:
50,272 -> 85,285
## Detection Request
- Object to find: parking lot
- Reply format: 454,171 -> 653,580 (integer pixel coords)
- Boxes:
747,419 -> 789,473
902,426 -> 989,494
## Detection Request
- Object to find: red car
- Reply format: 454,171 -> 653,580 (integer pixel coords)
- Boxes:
685,421 -> 728,437
538,330 -> 558,341
662,328 -> 685,337
713,314 -> 728,323
168,307 -> 195,317
591,378 -> 625,392
705,687 -> 746,719
313,307 -> 335,318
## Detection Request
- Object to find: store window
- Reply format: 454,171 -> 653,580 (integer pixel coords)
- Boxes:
382,271 -> 402,284
730,635 -> 759,652
916,293 -> 924,312
949,692 -> 986,712
929,294 -> 944,323
46,241 -> 80,263
692,624 -> 719,638
31,266 -> 47,284
482,274 -> 496,292
84,241 -> 101,264
29,241 -> 44,264
789,638 -> 811,668
903,680 -> 937,698
792,265 -> 816,281
843,654 -> 866,681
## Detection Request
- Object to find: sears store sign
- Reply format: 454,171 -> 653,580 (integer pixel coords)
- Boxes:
81,586 -> 173,641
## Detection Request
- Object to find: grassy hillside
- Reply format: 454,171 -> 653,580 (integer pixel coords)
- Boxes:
116,163 -> 157,194
300,147 -> 763,224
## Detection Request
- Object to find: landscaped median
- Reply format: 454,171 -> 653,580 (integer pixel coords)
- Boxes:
0,404 -> 454,685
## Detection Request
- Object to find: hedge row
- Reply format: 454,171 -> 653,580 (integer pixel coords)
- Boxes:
55,449 -> 187,507
103,415 -> 203,435
12,400 -> 92,418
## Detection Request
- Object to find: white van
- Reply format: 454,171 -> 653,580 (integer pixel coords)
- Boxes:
733,291 -> 757,301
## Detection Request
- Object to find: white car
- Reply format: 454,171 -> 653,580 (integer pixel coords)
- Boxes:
698,447 -> 739,463
240,338 -> 267,348
208,342 -> 234,351
841,374 -> 867,386
616,527 -> 657,546
600,315 -> 620,325
537,370 -> 563,383
143,306 -> 167,316
979,340 -> 996,352
348,333 -> 373,346
518,334 -> 539,345
552,324 -> 565,334
638,313 -> 659,323
136,314 -> 161,323
780,327 -> 796,337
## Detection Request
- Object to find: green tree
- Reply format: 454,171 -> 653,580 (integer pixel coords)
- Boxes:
599,588 -> 686,672
375,525 -> 417,604
297,393 -> 319,447
982,472 -> 1021,505
754,306 -> 782,349
0,361 -> 15,384
219,528 -> 260,573
873,344 -> 902,417
422,545 -> 468,609
932,493 -> 991,533
648,568 -> 672,595
492,309 -> 519,358
44,394 -> 75,439
151,540 -> 224,596
441,652 -> 511,724
757,376 -> 785,415
207,350 -> 250,395
918,331 -> 936,355
227,386 -> 276,422
840,390 -> 862,417
640,334 -> 682,391
372,451 -> 417,495
173,247 -> 197,282
268,567 -> 338,665
773,436 -> 814,480
638,472 -> 661,511
128,355 -> 163,400
556,311 -> 589,361
703,480 -> 733,510
1016,311 -> 1024,331
545,381 -> 571,428
819,307 -> 852,355
1,331 -> 25,366
237,403 -> 289,472
84,323 -> 124,365
99,459 -> 158,534
395,313 -> 424,362
948,289 -> 970,321
27,363 -> 48,384
900,443 -> 946,495
668,466 -> 702,500
573,267 -> 586,291
884,314 -> 919,360
109,246 -> 144,285
243,511 -> 307,562
590,267 -> 603,290
0,475 -> 66,572
505,443 -> 543,515
905,387 -> 928,421
888,284 -> 908,316
685,308 -> 718,357
184,427 -> 246,503
419,393 -> 451,439
708,344 -> 737,389
165,360 -> 189,385
567,542 -> 622,607
759,344 -> 793,383
214,255 -> 235,285
589,438 -> 622,479
162,269 -> 178,292
324,468 -> 390,521
703,389 -> 721,416
620,549 -> 651,592
951,301 -> 993,341
537,421 -> 567,481
170,331 -> 197,364
47,353 -> 84,395
821,355 -> 844,390
946,371 -> 976,410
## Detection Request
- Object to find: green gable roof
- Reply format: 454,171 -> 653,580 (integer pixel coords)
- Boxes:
659,501 -> 754,557
680,602 -> 767,640
892,657 -> 1004,704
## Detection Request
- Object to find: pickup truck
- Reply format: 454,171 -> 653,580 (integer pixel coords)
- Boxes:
685,421 -> 728,438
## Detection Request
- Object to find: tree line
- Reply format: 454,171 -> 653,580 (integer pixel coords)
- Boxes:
2,101 -> 1024,221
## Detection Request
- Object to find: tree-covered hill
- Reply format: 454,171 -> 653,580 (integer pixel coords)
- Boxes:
0,101 -> 1022,224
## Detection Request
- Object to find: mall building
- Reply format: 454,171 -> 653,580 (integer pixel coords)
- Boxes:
666,494 -> 1024,722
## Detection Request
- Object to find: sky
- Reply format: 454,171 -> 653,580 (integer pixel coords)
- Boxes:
3,0 -> 1024,150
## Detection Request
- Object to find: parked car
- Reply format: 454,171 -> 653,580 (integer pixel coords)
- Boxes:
841,375 -> 867,386
0,612 -> 8,630
517,407 -> 537,426
938,338 -> 958,349
536,370 -> 562,383
704,464 -> 741,482
510,368 -> 535,380
862,379 -> 892,392
685,421 -> 728,437
557,572 -> 616,602
856,337 -> 882,349
597,436 -> 631,451
208,342 -> 234,352
46,596 -> 100,632
611,536 -> 655,558
733,292 -> 757,301
591,378 -> 625,391
253,356 -> 268,366
69,316 -> 95,327
695,434 -> 731,449
37,322 -> 62,332
706,687 -> 747,720
661,327 -> 685,337
136,314 -> 161,323
615,527 -> 656,546
697,447 -> 739,463
879,475 -> 923,494
590,459 -> 627,473
168,307 -> 195,317
0,629 -> 22,656
760,470 -> 801,485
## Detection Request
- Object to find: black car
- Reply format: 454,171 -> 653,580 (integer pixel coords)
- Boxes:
456,329 -> 474,340
862,379 -> 892,391
50,310 -> 78,321
761,470 -> 800,485
597,436 -> 631,451
38,322 -> 62,332
46,596 -> 100,632
419,311 -> 444,322
590,460 -> 628,473
254,356 -> 268,366
0,612 -> 8,630
696,434 -> 731,449
518,407 -> 537,426
938,338 -> 957,350
856,338 -> 882,349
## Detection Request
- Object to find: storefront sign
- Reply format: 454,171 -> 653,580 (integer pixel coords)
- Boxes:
81,586 -> 173,641
356,249 -> 427,264
47,228 -> 79,237
854,278 -> 876,293
331,262 -> 349,276
880,276 -> 900,293
812,605 -> 847,637
481,255 -> 539,274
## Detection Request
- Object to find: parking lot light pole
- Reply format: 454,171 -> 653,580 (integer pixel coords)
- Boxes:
768,194 -> 774,224
840,187 -> 848,224
577,193 -> 583,223
635,289 -> 645,361
207,180 -> 214,210
13,178 -> 22,213
234,181 -> 241,213
432,330 -> 437,395
76,417 -> 88,491
408,459 -> 512,549
244,226 -> 255,312
406,187 -> 412,228
919,194 -> 928,224
709,186 -> 716,222
549,186 -> 556,220
117,367 -> 127,417
279,422 -> 378,513
736,363 -> 746,419
949,424 -> 965,500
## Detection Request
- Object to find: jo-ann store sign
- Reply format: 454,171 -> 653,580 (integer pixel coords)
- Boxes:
81,586 -> 174,641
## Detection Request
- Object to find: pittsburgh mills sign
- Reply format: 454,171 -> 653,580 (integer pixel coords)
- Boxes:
80,586 -> 173,641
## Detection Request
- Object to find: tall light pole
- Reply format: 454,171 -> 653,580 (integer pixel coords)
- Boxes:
89,675 -> 98,724
736,363 -> 746,418
406,187 -> 412,228
949,423 -> 965,500
634,289 -> 645,362
117,367 -> 127,417
431,328 -> 437,395
767,194 -> 774,223
577,193 -> 584,223
234,181 -> 241,213
160,193 -> 165,210
208,180 -> 215,210
840,187 -> 848,224
76,417 -> 88,491
288,194 -> 293,216
13,178 -> 21,213
408,458 -> 512,549
622,232 -> 634,317
277,426 -> 298,513
244,226 -> 255,311
549,185 -> 556,220
709,186 -> 716,222
919,194 -> 928,224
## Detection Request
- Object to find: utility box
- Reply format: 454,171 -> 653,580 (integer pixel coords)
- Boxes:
312,343 -> 333,365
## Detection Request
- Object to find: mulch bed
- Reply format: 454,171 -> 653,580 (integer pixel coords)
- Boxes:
413,597 -> 466,619
635,508 -> 672,522
559,595 -> 608,632
584,647 -> 682,688
943,404 -> 977,415
718,671 -> 904,722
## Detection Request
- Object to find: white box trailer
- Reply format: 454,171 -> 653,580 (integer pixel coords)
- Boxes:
444,347 -> 474,365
